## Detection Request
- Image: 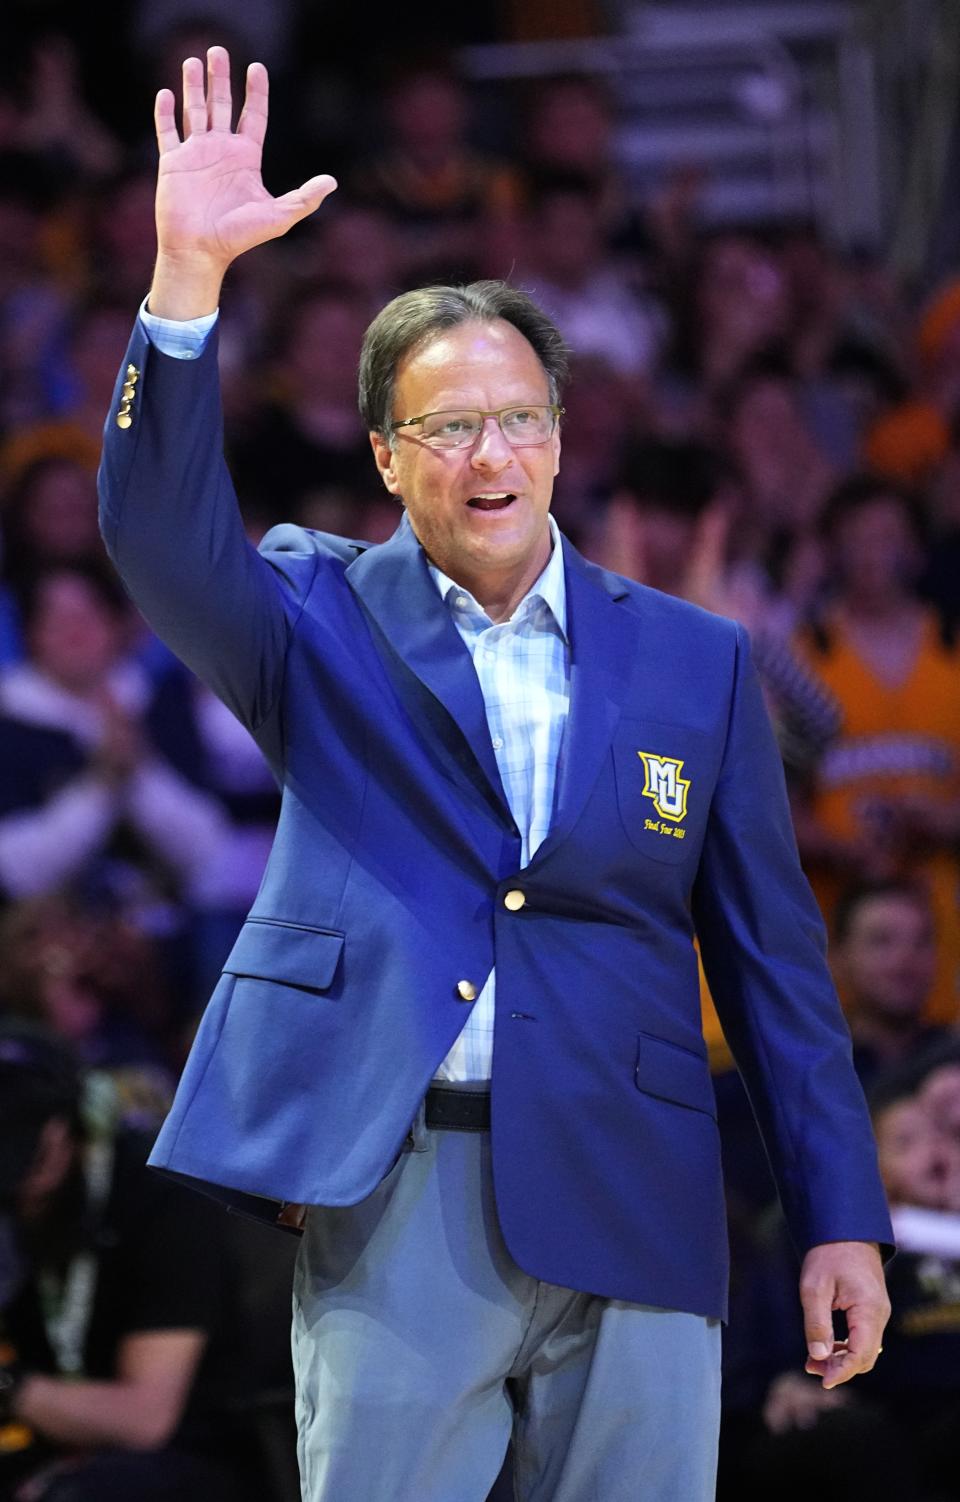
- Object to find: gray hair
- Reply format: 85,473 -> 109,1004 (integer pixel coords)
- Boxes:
358,280 -> 569,438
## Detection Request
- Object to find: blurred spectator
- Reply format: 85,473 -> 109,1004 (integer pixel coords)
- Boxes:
519,74 -> 651,259
83,169 -> 159,306
596,435 -> 840,769
0,152 -> 72,434
228,279 -> 379,528
9,33 -> 122,181
0,1022 -> 263,1501
350,60 -> 521,284
792,475 -> 960,1026
548,353 -> 640,541
0,563 -> 228,930
519,172 -> 665,378
1,299 -> 132,483
674,232 -> 791,396
720,1077 -> 960,1501
834,880 -> 949,1086
862,274 -> 960,490
596,436 -> 736,608
289,199 -> 401,314
0,894 -> 174,1094
134,7 -> 296,80
0,457 -> 105,664
1,458 -> 102,581
721,358 -> 836,546
921,1061 -> 960,1146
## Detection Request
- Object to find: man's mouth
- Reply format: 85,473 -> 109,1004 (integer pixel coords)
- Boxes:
467,493 -> 516,511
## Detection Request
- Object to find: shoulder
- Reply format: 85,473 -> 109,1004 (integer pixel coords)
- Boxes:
256,525 -> 373,597
258,524 -> 372,566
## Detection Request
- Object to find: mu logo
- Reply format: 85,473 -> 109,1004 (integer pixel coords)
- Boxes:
636,751 -> 691,822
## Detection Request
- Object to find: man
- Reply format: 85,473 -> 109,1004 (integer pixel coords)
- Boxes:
97,47 -> 893,1502
833,880 -> 948,1086
0,1023 -> 259,1502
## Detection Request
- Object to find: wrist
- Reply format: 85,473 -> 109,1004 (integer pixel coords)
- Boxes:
148,250 -> 226,320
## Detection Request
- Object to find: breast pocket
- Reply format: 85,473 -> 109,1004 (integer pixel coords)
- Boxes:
612,718 -> 715,865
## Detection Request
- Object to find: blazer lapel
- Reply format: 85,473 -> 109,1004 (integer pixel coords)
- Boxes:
345,514 -> 512,821
532,541 -> 640,864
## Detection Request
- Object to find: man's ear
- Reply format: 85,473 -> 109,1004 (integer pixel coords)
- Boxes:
369,431 -> 401,496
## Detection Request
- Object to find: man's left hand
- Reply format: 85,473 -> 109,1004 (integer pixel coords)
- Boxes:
799,1240 -> 890,1389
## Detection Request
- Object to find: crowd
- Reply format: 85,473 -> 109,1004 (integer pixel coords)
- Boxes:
1,7 -> 960,1500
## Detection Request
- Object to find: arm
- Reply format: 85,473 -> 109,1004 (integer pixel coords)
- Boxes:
0,775 -> 118,897
13,1329 -> 206,1451
692,624 -> 892,1382
98,48 -> 337,732
125,759 -> 230,884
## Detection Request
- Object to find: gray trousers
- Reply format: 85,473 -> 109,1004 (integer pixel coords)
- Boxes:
292,1102 -> 721,1501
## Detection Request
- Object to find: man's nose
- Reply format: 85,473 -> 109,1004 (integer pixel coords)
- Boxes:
469,416 -> 513,469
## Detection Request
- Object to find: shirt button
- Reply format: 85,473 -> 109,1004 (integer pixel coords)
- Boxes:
491,736 -> 503,750
456,979 -> 478,1002
504,889 -> 526,912
455,594 -> 469,608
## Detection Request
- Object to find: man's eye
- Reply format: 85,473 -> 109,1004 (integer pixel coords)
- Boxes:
437,416 -> 474,434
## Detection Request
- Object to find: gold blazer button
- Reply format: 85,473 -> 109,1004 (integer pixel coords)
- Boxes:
456,979 -> 478,1002
503,889 -> 526,911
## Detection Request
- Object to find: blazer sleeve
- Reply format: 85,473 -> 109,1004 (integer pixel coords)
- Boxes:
692,622 -> 894,1257
97,319 -> 319,737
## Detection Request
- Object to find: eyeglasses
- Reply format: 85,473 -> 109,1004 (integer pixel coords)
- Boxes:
391,404 -> 564,450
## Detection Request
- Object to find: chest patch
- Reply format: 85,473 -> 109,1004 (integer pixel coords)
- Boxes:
637,750 -> 691,825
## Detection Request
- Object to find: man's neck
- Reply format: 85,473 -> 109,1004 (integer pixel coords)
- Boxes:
430,532 -> 554,625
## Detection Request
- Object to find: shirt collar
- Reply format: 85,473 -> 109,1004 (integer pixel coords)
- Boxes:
428,515 -> 567,640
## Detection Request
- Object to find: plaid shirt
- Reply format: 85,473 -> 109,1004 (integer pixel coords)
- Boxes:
140,300 -> 218,357
141,305 -> 571,1081
429,517 -> 569,1080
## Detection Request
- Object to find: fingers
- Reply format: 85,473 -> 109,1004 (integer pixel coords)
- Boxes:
800,1283 -> 834,1367
273,174 -> 339,231
802,1315 -> 887,1389
155,88 -> 180,155
836,1301 -> 887,1381
237,61 -> 269,148
804,1338 -> 860,1388
206,44 -> 232,131
181,56 -> 207,139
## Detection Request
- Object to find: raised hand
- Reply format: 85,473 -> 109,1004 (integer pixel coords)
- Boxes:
150,46 -> 336,317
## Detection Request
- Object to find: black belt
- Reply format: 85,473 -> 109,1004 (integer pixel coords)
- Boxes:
424,1086 -> 491,1132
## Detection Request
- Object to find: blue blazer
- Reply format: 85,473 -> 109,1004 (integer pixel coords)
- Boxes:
98,324 -> 893,1320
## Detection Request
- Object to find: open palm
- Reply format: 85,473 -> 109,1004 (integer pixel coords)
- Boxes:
154,47 -> 336,269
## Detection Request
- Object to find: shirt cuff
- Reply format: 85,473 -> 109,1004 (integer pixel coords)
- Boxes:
138,296 -> 219,360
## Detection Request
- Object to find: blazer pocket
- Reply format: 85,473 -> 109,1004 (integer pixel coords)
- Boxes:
613,719 -> 711,865
222,918 -> 345,993
634,1031 -> 716,1119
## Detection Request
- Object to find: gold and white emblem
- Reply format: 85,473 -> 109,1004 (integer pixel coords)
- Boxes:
636,751 -> 690,822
